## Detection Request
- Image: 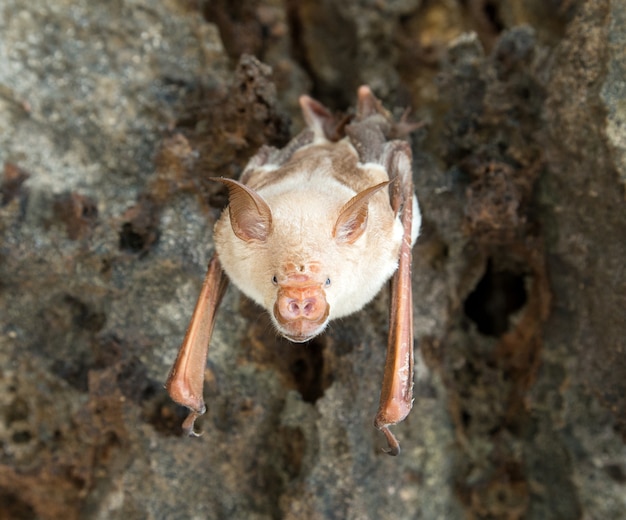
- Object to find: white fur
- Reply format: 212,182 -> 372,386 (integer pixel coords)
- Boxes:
213,138 -> 418,340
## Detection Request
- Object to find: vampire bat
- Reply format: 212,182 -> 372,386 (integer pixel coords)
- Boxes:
166,86 -> 421,455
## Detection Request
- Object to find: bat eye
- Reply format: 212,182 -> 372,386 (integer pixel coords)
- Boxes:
272,275 -> 278,285
324,278 -> 331,287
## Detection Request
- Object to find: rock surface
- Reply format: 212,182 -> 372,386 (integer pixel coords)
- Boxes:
0,1 -> 624,518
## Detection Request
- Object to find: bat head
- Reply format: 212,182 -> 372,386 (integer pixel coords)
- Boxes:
212,177 -> 392,343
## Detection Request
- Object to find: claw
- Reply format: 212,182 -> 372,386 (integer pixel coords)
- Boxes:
181,407 -> 206,437
377,423 -> 401,456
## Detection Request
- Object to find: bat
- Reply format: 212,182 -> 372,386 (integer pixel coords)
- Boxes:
166,86 -> 421,455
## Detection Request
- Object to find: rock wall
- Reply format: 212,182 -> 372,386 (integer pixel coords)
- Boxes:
0,1 -> 624,518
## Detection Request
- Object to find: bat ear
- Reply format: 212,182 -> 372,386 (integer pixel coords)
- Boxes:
333,181 -> 390,244
211,178 -> 272,242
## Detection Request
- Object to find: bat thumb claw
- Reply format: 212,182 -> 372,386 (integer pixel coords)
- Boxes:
181,409 -> 205,437
377,424 -> 401,456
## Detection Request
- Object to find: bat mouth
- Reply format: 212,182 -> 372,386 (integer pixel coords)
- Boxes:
272,310 -> 330,343
276,320 -> 328,343
283,333 -> 317,343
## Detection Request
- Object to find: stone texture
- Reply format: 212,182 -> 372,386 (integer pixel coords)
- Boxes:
0,0 -> 625,519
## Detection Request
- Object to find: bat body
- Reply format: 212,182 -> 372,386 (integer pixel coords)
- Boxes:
167,86 -> 421,454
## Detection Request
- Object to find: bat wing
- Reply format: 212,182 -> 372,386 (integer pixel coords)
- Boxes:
375,141 -> 415,455
345,86 -> 417,455
166,254 -> 228,435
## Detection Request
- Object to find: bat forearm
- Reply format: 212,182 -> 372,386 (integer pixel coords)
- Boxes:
374,141 -> 416,456
166,255 -> 228,435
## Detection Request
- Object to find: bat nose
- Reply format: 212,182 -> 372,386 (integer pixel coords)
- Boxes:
273,285 -> 330,342
277,294 -> 325,322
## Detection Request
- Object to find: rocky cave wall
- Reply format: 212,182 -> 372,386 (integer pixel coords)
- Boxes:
0,1 -> 625,519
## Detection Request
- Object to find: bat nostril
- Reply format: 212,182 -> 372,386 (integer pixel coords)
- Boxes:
280,295 -> 322,321
288,300 -> 300,315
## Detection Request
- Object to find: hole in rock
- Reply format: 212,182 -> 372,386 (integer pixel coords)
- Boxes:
464,259 -> 527,336
0,491 -> 36,520
483,1 -> 505,32
290,337 -> 326,403
119,222 -> 147,252
12,430 -> 32,443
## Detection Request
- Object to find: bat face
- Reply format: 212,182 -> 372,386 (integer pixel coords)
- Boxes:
212,141 -> 404,343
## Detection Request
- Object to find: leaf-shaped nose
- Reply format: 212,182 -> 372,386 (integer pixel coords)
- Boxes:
276,289 -> 326,322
